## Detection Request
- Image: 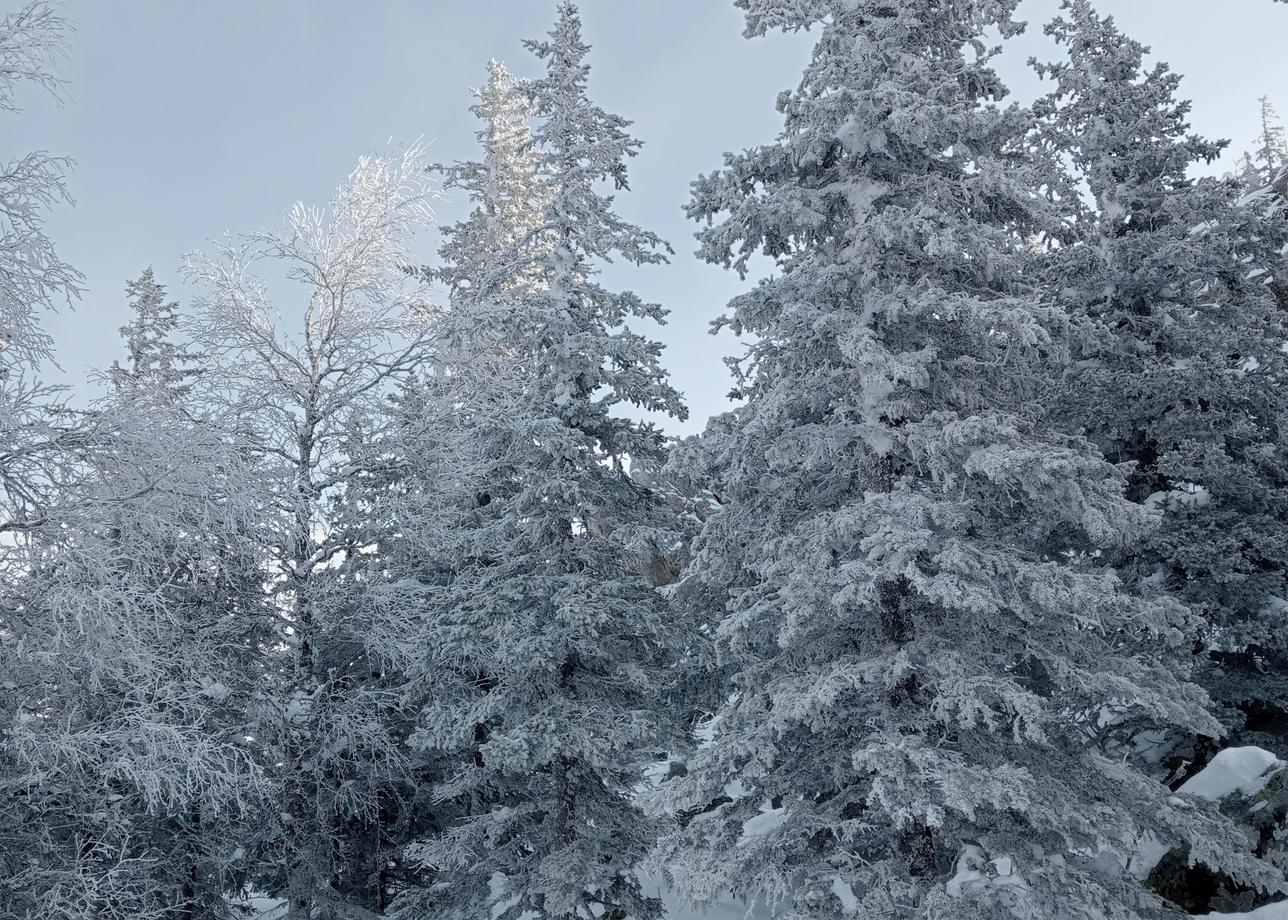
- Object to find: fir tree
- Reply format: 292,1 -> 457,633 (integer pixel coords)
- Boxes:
651,2 -> 1283,917
1038,0 -> 1288,754
1254,95 -> 1288,187
108,268 -> 201,402
1239,96 -> 1288,310
393,7 -> 690,920
1035,0 -> 1288,802
434,58 -> 548,310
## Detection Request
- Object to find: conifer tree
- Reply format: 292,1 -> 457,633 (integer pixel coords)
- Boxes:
109,268 -> 201,401
651,2 -> 1283,917
6,246 -> 261,919
393,7 -> 690,920
1254,95 -> 1288,187
434,58 -> 548,312
1232,96 -> 1288,228
1036,1 -> 1288,769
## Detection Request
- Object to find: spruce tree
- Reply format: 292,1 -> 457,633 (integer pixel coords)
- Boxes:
652,2 -> 1282,917
1233,96 -> 1288,311
109,268 -> 201,402
434,58 -> 548,312
1036,1 -> 1288,767
1253,96 -> 1288,188
393,7 -> 689,920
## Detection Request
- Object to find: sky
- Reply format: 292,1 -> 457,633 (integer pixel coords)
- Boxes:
8,0 -> 1288,436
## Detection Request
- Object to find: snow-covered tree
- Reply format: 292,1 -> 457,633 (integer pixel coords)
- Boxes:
391,7 -> 691,920
1037,2 -> 1288,772
109,268 -> 201,402
183,148 -> 438,920
0,0 -> 82,535
432,58 -> 548,311
0,0 -> 79,372
650,2 -> 1283,917
0,390 -> 270,920
1229,95 -> 1288,311
1253,96 -> 1288,188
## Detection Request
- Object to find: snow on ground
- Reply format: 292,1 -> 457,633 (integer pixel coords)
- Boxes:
228,894 -> 286,919
638,871 -> 780,920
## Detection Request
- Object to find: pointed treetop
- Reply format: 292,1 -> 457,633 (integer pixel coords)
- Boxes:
510,0 -> 681,429
736,0 -> 1026,41
1255,94 -> 1288,181
525,2 -> 648,200
434,57 -> 546,306
524,1 -> 591,89
110,267 -> 201,401
1034,0 -> 1226,219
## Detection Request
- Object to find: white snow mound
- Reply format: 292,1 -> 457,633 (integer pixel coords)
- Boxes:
1200,900 -> 1288,919
1179,747 -> 1285,801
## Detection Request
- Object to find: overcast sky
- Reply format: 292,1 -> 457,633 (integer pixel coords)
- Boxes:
9,0 -> 1287,435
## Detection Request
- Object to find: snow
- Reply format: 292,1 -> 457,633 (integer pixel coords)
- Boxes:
739,801 -> 787,843
1261,596 -> 1288,619
695,698 -> 738,748
637,871 -> 779,920
1199,902 -> 1288,919
488,872 -> 522,920
1235,355 -> 1262,376
198,677 -> 232,702
228,894 -> 286,919
1130,747 -> 1286,879
1130,834 -> 1172,880
945,845 -> 1029,898
830,876 -> 859,914
836,112 -> 887,156
283,691 -> 315,723
642,755 -> 682,788
1144,481 -> 1212,513
1179,746 -> 1285,800
830,177 -> 888,218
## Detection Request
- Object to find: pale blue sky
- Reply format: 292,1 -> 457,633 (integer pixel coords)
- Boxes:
9,0 -> 1286,434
